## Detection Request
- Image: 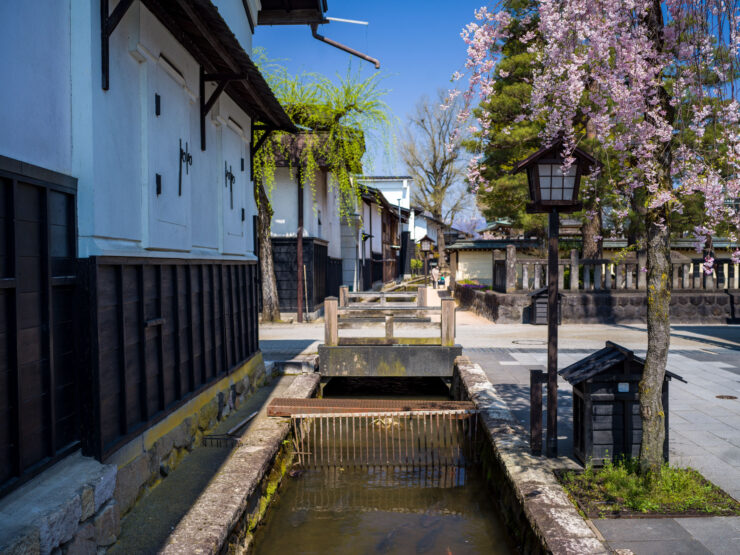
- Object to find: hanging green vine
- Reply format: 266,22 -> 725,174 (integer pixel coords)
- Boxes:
253,51 -> 393,221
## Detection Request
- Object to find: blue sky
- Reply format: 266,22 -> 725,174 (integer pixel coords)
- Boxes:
253,0 -> 485,176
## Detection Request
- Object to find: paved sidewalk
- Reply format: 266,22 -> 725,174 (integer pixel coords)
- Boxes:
453,307 -> 740,554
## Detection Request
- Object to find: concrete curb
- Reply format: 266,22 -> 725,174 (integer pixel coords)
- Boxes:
454,356 -> 609,554
160,374 -> 320,555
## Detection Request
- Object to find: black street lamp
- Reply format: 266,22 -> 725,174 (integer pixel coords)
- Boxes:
419,235 -> 434,286
515,140 -> 597,458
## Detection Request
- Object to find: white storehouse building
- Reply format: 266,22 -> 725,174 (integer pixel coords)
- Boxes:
0,0 -> 315,550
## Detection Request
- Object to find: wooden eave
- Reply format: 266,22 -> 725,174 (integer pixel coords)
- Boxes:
258,0 -> 328,25
140,0 -> 297,133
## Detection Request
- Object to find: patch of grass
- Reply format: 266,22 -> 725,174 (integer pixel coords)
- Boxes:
559,458 -> 740,518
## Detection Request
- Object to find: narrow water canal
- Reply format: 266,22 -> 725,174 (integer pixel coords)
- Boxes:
253,466 -> 514,555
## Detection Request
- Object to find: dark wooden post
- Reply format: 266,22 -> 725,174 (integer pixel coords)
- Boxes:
530,369 -> 544,456
296,166 -> 304,322
547,210 -> 559,458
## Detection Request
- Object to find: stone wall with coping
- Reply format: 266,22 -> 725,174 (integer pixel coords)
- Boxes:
162,374 -> 321,554
452,357 -> 609,554
110,354 -> 272,520
0,354 -> 272,555
454,285 -> 740,324
0,453 -> 118,555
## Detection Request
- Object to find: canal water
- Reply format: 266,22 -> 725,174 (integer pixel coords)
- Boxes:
252,464 -> 515,555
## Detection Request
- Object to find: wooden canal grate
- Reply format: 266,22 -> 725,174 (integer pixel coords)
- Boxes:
267,398 -> 481,468
267,398 -> 476,417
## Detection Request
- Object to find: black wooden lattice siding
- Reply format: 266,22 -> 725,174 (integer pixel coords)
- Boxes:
0,164 -> 79,498
80,258 -> 259,461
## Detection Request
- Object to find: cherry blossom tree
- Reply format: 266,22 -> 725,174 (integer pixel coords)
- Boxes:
455,1 -> 740,475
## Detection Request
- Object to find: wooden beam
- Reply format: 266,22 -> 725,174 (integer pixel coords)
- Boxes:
258,9 -> 327,26
175,0 -> 281,128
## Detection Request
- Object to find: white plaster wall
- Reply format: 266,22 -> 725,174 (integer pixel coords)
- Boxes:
67,1 -> 257,259
358,179 -> 410,210
370,204 -> 382,254
0,0 -> 72,175
456,250 -> 493,284
0,0 -> 72,174
362,202 -> 371,259
326,174 -> 342,259
270,167 -> 298,236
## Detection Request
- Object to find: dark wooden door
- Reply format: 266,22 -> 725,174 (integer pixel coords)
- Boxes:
0,165 -> 78,497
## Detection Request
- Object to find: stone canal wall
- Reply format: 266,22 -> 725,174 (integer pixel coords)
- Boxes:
0,354 -> 271,555
455,285 -> 740,324
453,357 -> 609,554
162,374 -> 320,555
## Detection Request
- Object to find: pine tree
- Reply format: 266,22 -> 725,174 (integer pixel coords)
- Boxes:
466,0 -> 546,237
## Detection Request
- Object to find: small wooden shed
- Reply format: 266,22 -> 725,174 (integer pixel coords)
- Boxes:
559,341 -> 685,466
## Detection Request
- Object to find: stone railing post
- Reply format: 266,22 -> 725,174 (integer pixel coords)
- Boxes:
637,250 -> 647,290
682,264 -> 691,289
417,286 -> 427,307
569,249 -> 579,290
324,296 -> 338,346
594,263 -> 602,290
505,244 -> 517,292
339,285 -> 349,307
441,298 -> 456,346
385,315 -> 394,342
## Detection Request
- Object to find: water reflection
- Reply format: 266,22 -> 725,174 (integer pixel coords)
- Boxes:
253,466 -> 514,555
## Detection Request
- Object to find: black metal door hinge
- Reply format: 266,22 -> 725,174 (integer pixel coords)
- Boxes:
179,139 -> 192,196
225,162 -> 235,209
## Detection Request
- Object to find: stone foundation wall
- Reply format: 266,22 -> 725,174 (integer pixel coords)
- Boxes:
454,284 -> 740,325
162,374 -> 321,554
110,353 -> 271,520
0,453 -> 118,555
0,354 -> 271,555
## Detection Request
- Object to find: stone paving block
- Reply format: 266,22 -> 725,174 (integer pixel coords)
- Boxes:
674,517 -> 740,555
593,518 -> 693,541
613,539 -> 713,555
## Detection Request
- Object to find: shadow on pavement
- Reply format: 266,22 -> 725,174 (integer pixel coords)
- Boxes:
492,383 -> 579,465
615,323 -> 740,351
260,339 -> 317,360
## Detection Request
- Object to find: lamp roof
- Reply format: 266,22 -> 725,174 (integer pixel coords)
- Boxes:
514,139 -> 598,175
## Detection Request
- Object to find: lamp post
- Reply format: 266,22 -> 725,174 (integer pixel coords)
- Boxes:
419,235 -> 434,287
515,141 -> 597,458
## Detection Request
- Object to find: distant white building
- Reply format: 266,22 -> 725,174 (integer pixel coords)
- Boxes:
268,157 -> 343,318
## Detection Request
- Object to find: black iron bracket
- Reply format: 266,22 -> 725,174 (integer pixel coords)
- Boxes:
178,139 -> 192,196
101,0 -> 135,90
199,68 -> 247,150
225,162 -> 236,209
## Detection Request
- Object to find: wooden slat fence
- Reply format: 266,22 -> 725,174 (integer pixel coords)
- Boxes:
80,257 -> 259,461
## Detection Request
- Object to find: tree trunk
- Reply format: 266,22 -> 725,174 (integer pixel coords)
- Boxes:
639,204 -> 671,475
257,180 -> 281,322
638,0 -> 674,477
436,221 -> 448,271
581,208 -> 602,259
